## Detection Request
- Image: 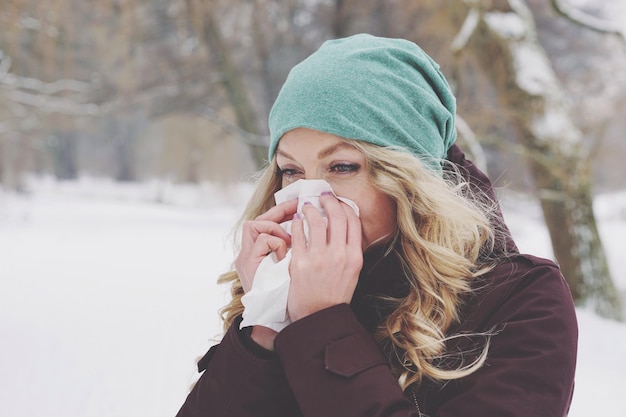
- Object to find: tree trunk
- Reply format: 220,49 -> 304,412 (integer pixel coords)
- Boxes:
0,137 -> 5,186
186,0 -> 268,168
464,0 -> 623,320
251,0 -> 275,113
51,132 -> 78,181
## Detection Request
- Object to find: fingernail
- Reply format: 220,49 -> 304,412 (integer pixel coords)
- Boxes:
320,191 -> 333,196
293,213 -> 301,220
303,201 -> 312,206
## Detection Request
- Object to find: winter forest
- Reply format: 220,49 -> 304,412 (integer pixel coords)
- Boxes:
1,0 -> 626,416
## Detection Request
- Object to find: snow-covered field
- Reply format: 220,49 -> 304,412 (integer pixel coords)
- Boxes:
0,177 -> 624,417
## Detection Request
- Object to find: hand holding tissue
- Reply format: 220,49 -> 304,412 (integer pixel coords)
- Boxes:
240,179 -> 359,332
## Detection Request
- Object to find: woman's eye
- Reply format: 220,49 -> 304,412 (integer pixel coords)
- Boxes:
277,168 -> 301,178
330,163 -> 360,174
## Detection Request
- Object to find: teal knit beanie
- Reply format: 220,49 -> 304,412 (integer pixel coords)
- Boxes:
268,34 -> 457,172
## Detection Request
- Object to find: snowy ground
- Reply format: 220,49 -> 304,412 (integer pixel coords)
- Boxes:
0,177 -> 624,417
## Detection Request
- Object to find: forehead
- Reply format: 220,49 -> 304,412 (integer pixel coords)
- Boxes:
276,128 -> 360,159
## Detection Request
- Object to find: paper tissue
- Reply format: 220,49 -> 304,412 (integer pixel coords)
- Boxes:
239,179 -> 359,332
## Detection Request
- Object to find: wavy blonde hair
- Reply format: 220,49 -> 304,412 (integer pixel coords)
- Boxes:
218,139 -> 504,390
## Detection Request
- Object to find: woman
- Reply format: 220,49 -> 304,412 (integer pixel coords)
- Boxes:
176,34 -> 577,417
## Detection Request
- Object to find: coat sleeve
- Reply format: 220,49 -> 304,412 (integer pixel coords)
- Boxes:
429,256 -> 578,417
274,304 -> 418,417
175,317 -> 299,417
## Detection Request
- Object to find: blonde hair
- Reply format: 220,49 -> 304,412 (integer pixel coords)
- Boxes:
219,140 -> 505,390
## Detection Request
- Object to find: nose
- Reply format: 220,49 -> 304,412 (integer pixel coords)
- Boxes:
305,173 -> 324,180
300,166 -> 325,181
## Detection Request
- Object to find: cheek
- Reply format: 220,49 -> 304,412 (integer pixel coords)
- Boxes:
355,193 -> 397,244
330,182 -> 396,243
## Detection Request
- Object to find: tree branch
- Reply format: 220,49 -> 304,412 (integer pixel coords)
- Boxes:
2,87 -> 98,117
196,106 -> 269,148
451,1 -> 482,54
550,0 -> 625,41
3,73 -> 92,95
1,52 -> 97,116
455,114 -> 488,175
1,56 -> 90,95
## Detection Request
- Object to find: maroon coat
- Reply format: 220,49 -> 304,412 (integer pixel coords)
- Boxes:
176,145 -> 578,417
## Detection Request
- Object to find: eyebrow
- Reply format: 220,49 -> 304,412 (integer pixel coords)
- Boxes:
276,142 -> 355,161
317,142 -> 355,159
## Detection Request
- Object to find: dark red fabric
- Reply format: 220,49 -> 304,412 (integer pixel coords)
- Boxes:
415,255 -> 578,416
175,145 -> 578,417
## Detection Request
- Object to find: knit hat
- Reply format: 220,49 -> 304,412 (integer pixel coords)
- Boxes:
268,34 -> 457,172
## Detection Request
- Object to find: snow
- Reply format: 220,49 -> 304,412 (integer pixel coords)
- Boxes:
610,0 -> 626,33
552,0 -> 625,37
1,178 -> 625,417
529,101 -> 581,145
450,8 -> 481,53
483,8 -> 585,149
482,10 -> 561,100
484,11 -> 527,40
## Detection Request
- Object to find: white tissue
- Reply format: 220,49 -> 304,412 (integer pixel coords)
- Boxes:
239,179 -> 359,332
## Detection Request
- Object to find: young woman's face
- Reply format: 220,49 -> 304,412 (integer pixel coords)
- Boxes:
276,128 -> 397,250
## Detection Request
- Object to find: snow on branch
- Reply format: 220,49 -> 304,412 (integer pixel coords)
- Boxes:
451,2 -> 481,53
0,56 -> 91,95
484,1 -> 560,98
18,16 -> 59,38
6,89 -> 99,116
484,10 -> 527,40
483,0 -> 583,151
550,0 -> 625,41
2,73 -> 92,95
0,52 -> 99,117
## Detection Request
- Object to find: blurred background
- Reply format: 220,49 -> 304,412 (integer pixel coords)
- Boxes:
1,0 -> 626,416
2,0 -> 625,190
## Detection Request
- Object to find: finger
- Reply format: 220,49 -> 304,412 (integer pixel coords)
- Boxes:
300,202 -> 327,246
241,220 -> 291,247
319,193 -> 347,246
236,233 -> 290,292
254,233 -> 289,260
256,199 -> 298,223
343,202 -> 363,249
290,212 -> 307,254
